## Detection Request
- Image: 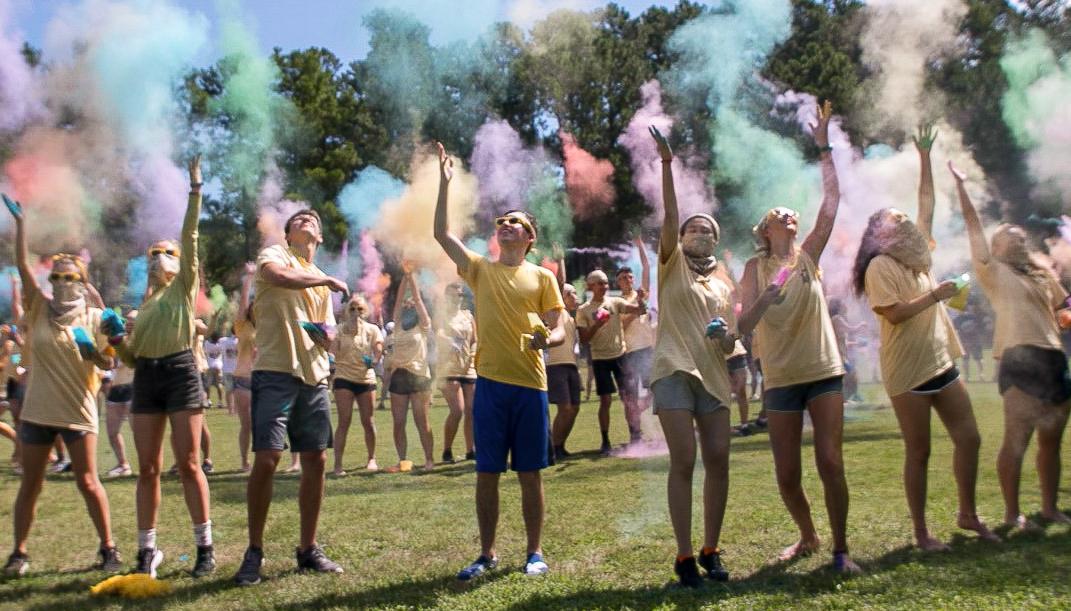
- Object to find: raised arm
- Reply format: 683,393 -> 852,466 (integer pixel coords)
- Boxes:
392,272 -> 409,324
636,236 -> 650,294
181,155 -> 204,289
433,142 -> 470,273
650,127 -> 678,264
408,272 -> 431,330
552,243 -> 567,292
913,124 -> 938,240
3,195 -> 40,300
948,161 -> 990,265
801,101 -> 840,262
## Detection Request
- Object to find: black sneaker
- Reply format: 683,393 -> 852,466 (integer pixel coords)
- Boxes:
135,547 -> 164,578
192,545 -> 216,577
234,546 -> 264,586
296,545 -> 343,574
737,424 -> 751,437
94,546 -> 122,573
674,556 -> 703,588
3,551 -> 29,576
464,451 -> 476,461
599,441 -> 613,457
442,449 -> 455,463
698,548 -> 729,581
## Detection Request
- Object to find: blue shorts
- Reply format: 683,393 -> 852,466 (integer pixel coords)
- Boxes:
764,375 -> 844,413
473,377 -> 549,473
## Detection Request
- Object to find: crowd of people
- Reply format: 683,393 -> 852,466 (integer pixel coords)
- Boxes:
1,107 -> 1070,589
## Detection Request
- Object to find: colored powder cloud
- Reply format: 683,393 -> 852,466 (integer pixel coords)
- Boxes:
338,166 -> 406,233
560,130 -> 614,220
0,0 -> 47,132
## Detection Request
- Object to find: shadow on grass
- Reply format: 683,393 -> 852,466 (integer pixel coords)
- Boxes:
21,573 -> 241,611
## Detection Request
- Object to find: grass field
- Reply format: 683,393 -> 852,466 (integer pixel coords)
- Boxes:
0,378 -> 1069,611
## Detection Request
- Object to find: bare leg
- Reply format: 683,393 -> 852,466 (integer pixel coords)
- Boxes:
298,450 -> 326,550
332,388 -> 355,475
476,471 -> 500,558
657,409 -> 697,557
169,410 -> 211,525
767,410 -> 820,560
12,442 -> 50,553
246,450 -> 282,549
997,387 -> 1040,529
932,380 -> 997,541
1036,399 -> 1071,523
730,369 -> 748,427
517,471 -> 544,555
105,401 -> 130,468
694,408 -> 730,551
390,392 -> 410,463
199,420 -> 212,464
442,381 -> 463,456
462,382 -> 475,454
67,434 -> 115,548
356,391 -> 378,469
234,389 -> 252,472
551,403 -> 579,447
598,394 -> 612,438
410,391 -> 435,468
808,393 -> 852,556
132,413 -> 168,531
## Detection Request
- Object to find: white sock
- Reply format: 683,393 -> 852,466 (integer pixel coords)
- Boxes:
193,521 -> 213,547
138,528 -> 157,551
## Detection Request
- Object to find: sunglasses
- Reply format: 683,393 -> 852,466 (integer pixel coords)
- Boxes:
49,272 -> 82,282
494,215 -> 534,235
148,247 -> 179,258
765,207 -> 799,222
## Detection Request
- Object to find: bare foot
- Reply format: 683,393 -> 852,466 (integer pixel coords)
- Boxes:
778,538 -> 820,562
916,533 -> 951,552
284,464 -> 301,473
1005,514 -> 1043,533
958,514 -> 1000,542
366,459 -> 379,471
333,468 -> 347,477
240,464 -> 251,474
422,460 -> 435,470
1041,510 -> 1071,524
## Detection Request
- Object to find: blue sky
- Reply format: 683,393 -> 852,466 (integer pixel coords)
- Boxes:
12,0 -> 675,63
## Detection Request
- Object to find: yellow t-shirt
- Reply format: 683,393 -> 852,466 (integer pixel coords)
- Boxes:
128,192 -> 201,359
650,244 -> 733,404
252,244 -> 336,386
974,258 -> 1067,358
334,318 -> 381,385
545,311 -> 578,367
20,287 -> 107,432
391,324 -> 430,378
576,296 -> 628,361
865,255 -> 964,396
752,250 -> 845,389
459,250 -> 565,390
436,309 -> 477,379
233,319 -> 255,378
620,291 -> 655,353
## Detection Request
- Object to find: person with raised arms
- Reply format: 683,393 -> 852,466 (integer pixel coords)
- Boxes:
331,293 -> 384,475
617,237 -> 656,434
434,142 -> 566,580
738,102 -> 860,573
851,126 -> 997,551
234,208 -> 348,585
950,161 -> 1071,532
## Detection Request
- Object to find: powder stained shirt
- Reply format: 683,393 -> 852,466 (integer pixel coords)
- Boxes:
974,257 -> 1067,358
576,296 -> 628,361
545,311 -> 578,367
334,318 -> 381,385
436,309 -> 477,379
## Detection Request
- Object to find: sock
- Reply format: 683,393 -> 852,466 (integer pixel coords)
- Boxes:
600,431 -> 610,445
676,554 -> 694,563
701,546 -> 719,555
193,521 -> 213,547
138,528 -> 157,551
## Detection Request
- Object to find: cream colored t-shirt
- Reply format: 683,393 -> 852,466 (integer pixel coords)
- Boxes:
391,324 -> 430,378
437,309 -> 477,379
20,287 -> 108,433
752,250 -> 845,389
865,255 -> 964,396
233,319 -> 255,378
459,250 -> 565,391
620,291 -> 655,353
651,244 -> 734,404
545,310 -> 578,367
252,244 -> 336,386
334,318 -> 381,385
576,296 -> 628,361
974,258 -> 1067,358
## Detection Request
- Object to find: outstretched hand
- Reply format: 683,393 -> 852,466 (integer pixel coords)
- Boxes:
2,193 -> 23,220
947,160 -> 967,183
244,261 -> 257,276
188,154 -> 203,186
913,123 -> 939,153
648,126 -> 673,162
809,100 -> 833,147
437,142 -> 453,183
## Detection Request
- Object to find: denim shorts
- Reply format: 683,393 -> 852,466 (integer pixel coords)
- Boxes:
251,371 -> 332,453
651,371 -> 726,416
764,376 -> 844,412
131,350 -> 204,414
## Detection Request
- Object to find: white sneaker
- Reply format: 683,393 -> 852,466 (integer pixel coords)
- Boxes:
523,552 -> 548,576
106,464 -> 133,477
51,459 -> 71,474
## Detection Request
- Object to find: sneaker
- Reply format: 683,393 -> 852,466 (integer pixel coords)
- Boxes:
737,424 -> 751,437
832,551 -> 862,574
674,556 -> 703,588
94,546 -> 122,573
599,441 -> 612,457
295,544 -> 343,574
201,460 -> 214,474
106,464 -> 133,477
457,555 -> 497,581
442,449 -> 455,463
234,546 -> 264,585
523,552 -> 548,576
698,548 -> 729,581
3,551 -> 29,576
51,459 -> 71,474
464,451 -> 476,461
192,545 -> 216,577
135,547 -> 164,578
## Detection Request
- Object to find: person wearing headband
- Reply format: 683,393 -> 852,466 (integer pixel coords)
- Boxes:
437,281 -> 478,463
3,198 -> 120,577
435,142 -> 566,581
950,161 -> 1071,533
852,126 -> 997,551
738,101 -> 859,573
387,270 -> 435,471
331,293 -> 383,475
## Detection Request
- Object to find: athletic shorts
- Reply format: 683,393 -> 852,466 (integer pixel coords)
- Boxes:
131,350 -> 204,415
592,357 -> 626,396
473,377 -> 549,473
232,375 -> 252,392
6,378 -> 24,402
106,383 -> 133,404
910,365 -> 960,395
998,345 -> 1071,405
389,369 -> 431,394
726,355 -> 748,373
251,370 -> 332,452
203,368 -> 223,388
764,375 -> 844,413
621,347 -> 654,390
223,373 -> 235,390
333,377 -> 375,396
445,376 -> 476,385
652,371 -> 725,416
19,420 -> 90,445
546,364 -> 581,405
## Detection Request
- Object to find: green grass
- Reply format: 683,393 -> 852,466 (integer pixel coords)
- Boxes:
1,379 -> 1070,610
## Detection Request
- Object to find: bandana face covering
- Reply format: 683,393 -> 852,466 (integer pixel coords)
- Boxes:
680,214 -> 720,277
149,254 -> 180,284
882,218 -> 932,274
48,281 -> 86,327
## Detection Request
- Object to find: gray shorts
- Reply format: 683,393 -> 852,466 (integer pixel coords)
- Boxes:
19,420 -> 90,445
651,371 -> 726,416
251,371 -> 333,453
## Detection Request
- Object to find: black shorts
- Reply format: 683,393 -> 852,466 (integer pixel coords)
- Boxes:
621,347 -> 654,390
333,377 -> 375,396
251,370 -> 333,452
910,365 -> 960,394
131,350 -> 204,414
389,369 -> 431,394
592,357 -> 626,397
6,378 -> 24,402
547,364 -> 581,405
998,345 -> 1071,405
764,376 -> 843,412
19,420 -> 90,445
232,375 -> 252,392
106,383 -> 133,404
446,376 -> 476,385
726,355 -> 748,373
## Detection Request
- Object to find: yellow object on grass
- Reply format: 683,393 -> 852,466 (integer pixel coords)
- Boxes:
90,573 -> 173,598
